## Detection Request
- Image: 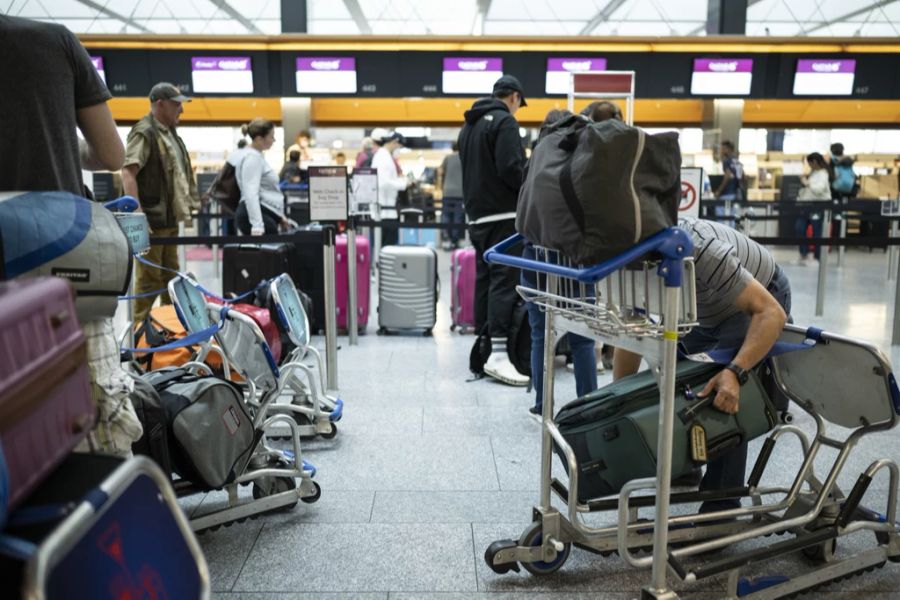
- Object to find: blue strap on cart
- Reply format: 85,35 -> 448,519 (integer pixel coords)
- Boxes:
127,255 -> 267,304
684,327 -> 824,365
484,228 -> 694,288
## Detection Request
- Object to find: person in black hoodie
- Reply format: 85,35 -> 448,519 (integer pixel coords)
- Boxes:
458,74 -> 528,386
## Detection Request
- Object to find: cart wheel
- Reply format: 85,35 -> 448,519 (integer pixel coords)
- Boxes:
301,481 -> 322,504
252,475 -> 298,512
320,423 -> 338,439
484,540 -> 520,574
518,521 -> 570,576
801,537 -> 837,563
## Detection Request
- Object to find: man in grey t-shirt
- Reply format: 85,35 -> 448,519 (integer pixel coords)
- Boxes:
615,216 -> 791,512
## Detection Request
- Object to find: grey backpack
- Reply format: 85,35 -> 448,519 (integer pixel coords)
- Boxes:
516,115 -> 681,265
142,368 -> 255,490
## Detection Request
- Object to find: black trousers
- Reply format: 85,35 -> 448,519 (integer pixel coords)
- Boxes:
382,218 -> 399,247
236,202 -> 280,235
469,219 -> 521,337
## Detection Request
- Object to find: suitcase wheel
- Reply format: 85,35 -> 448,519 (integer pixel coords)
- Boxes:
518,521 -> 571,576
484,539 -> 521,574
301,481 -> 322,504
423,328 -> 432,337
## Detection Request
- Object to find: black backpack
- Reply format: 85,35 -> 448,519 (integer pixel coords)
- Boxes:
204,162 -> 241,216
469,300 -> 531,380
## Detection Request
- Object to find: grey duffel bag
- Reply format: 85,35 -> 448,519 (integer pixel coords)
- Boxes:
142,368 -> 255,490
516,115 -> 681,265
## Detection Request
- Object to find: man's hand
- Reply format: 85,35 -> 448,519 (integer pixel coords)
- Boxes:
699,368 -> 741,414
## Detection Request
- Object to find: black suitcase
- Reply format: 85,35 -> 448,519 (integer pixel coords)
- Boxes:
223,237 -> 326,332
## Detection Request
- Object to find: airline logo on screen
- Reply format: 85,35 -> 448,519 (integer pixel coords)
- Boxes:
296,57 -> 357,93
90,56 -> 106,85
793,59 -> 856,96
545,57 -> 607,94
191,56 -> 253,93
442,57 -> 503,94
690,58 -> 753,95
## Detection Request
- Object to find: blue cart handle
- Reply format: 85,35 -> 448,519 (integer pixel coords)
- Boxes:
103,196 -> 139,213
484,228 -> 694,287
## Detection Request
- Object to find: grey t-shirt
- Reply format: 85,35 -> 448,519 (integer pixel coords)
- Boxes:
678,217 -> 776,329
0,16 -> 112,195
440,153 -> 463,198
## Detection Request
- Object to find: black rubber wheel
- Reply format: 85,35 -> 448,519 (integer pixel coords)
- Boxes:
518,521 -> 571,576
320,423 -> 338,440
484,540 -> 520,574
251,475 -> 298,512
301,481 -> 322,504
801,537 -> 837,563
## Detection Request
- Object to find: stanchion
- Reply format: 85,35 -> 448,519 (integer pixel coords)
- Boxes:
815,210 -> 831,317
178,221 -> 187,271
893,248 -> 900,346
889,221 -> 899,281
838,215 -> 847,267
348,218 -> 359,346
322,226 -> 339,390
212,201 -> 221,283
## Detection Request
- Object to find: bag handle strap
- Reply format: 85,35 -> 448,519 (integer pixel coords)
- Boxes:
558,135 -> 586,235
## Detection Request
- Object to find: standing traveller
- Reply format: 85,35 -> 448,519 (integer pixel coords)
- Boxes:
713,140 -> 744,227
230,118 -> 289,236
459,74 -> 528,386
438,142 -> 465,250
795,152 -> 832,265
829,143 -> 858,199
1,15 -> 142,458
370,128 -> 408,250
121,82 -> 200,324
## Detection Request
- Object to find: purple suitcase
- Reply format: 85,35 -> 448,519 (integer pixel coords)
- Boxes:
0,277 -> 94,511
336,234 -> 371,332
450,247 -> 476,332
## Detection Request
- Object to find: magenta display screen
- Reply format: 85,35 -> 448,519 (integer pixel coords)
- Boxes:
442,57 -> 503,94
793,59 -> 856,96
191,56 -> 253,93
90,56 -> 106,85
545,58 -> 608,94
690,58 -> 753,95
295,57 -> 357,94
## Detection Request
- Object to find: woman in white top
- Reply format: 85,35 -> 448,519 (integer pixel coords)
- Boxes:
369,128 -> 409,247
795,152 -> 831,264
230,118 -> 288,236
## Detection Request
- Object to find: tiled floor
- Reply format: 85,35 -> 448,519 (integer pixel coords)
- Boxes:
166,244 -> 900,599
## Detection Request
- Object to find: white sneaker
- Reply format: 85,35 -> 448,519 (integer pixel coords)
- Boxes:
484,353 -> 531,387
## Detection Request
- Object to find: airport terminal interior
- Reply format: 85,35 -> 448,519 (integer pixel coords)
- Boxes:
3,1 -> 900,599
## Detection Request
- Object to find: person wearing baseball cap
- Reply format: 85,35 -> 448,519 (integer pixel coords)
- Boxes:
457,74 -> 529,386
121,82 -> 199,323
369,128 -> 409,249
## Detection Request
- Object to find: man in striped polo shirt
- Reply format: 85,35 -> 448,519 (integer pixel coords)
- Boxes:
614,216 -> 791,512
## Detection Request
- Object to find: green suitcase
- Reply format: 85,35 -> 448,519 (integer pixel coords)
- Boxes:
554,360 -> 777,503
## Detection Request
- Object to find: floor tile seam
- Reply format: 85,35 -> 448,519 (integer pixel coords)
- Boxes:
229,521 -> 267,592
369,490 -> 377,523
488,436 -> 504,492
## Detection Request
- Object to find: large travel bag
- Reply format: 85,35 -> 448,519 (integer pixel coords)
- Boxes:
378,245 -> 439,333
0,277 -> 95,511
1,454 -> 208,600
516,115 -> 681,265
554,360 -> 777,503
335,233 -> 371,332
141,368 -> 254,490
450,247 -> 476,332
0,191 -> 132,322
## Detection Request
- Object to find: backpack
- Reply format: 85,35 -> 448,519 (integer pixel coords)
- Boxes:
204,161 -> 241,216
516,115 -> 681,265
732,159 -> 748,202
469,300 -> 532,379
833,163 -> 857,195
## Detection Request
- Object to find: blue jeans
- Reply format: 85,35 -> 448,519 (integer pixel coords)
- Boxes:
795,213 -> 822,259
527,301 -> 597,409
440,196 -> 465,246
681,266 -> 792,512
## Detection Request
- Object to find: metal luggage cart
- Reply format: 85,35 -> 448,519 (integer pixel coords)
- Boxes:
166,275 -> 321,534
482,230 -> 900,599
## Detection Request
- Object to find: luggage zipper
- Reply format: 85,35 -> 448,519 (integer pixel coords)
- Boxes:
629,129 -> 646,243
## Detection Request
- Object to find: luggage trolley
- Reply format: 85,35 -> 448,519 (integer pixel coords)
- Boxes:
483,231 -> 900,598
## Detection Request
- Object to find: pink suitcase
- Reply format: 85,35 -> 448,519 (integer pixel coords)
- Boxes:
335,234 -> 371,332
450,247 -> 476,332
0,277 -> 94,511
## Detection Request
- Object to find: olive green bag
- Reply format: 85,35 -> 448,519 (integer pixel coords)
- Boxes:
554,360 -> 777,503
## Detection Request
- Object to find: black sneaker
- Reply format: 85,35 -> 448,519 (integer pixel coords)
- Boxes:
528,405 -> 542,420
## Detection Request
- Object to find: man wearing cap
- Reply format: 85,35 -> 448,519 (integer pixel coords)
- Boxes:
370,128 -> 409,249
122,82 -> 200,323
458,74 -> 529,386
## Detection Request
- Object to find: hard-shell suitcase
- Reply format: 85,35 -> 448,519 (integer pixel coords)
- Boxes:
227,302 -> 283,362
0,277 -> 94,511
554,360 -> 777,503
450,247 -> 476,332
3,455 -> 208,600
378,245 -> 438,333
335,233 -> 370,332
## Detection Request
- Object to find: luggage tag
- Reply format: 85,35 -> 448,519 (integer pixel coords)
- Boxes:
681,384 -> 709,463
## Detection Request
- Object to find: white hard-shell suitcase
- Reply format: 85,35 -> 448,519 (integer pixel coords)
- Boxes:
377,245 -> 438,333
